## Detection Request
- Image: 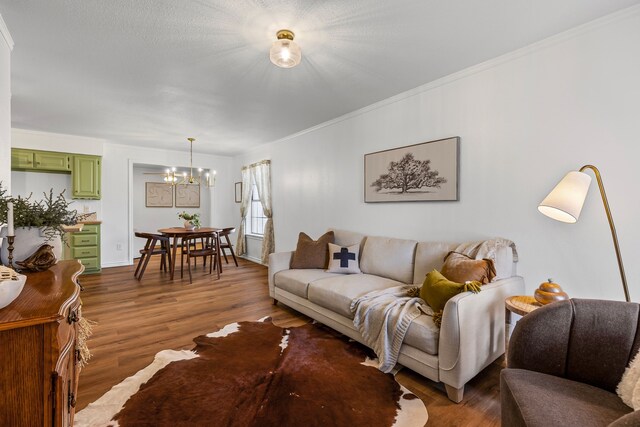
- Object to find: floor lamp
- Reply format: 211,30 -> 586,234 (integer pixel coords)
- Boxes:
537,165 -> 630,302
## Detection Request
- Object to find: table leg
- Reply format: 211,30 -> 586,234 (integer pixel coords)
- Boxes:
170,236 -> 179,280
505,307 -> 512,362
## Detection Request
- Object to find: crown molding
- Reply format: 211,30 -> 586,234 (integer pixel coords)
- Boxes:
0,14 -> 14,51
250,3 -> 640,153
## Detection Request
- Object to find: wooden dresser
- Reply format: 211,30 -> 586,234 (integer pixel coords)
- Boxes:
0,260 -> 84,427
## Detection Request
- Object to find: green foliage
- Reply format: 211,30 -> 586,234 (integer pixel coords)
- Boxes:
178,211 -> 201,228
0,183 -> 78,242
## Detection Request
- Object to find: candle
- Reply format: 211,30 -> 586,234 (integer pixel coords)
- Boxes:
7,202 -> 14,236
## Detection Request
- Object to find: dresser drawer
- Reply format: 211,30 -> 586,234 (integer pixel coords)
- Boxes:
72,234 -> 97,247
78,257 -> 99,271
72,247 -> 97,258
76,224 -> 99,235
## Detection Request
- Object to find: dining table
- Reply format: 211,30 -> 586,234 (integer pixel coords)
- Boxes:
157,227 -> 222,280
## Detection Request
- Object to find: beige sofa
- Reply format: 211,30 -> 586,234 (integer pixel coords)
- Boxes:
268,229 -> 524,402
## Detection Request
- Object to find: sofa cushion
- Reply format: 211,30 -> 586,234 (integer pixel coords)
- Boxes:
327,243 -> 362,274
501,369 -> 632,427
307,274 -> 404,319
275,269 -> 342,299
290,231 -> 335,269
413,241 -> 457,284
359,236 -> 417,284
441,252 -> 496,284
403,314 -> 440,355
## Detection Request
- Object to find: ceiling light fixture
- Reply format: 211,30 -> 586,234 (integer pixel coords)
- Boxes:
161,138 -> 216,188
270,29 -> 302,68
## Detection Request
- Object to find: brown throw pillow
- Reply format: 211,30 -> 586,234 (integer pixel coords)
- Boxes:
290,231 -> 335,269
441,251 -> 496,284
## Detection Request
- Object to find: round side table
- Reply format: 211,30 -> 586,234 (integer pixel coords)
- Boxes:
505,296 -> 543,359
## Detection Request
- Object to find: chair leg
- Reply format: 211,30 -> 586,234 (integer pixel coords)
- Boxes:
181,247 -> 185,279
134,254 -> 146,278
138,249 -> 154,281
222,249 -> 229,264
229,246 -> 238,267
187,253 -> 193,284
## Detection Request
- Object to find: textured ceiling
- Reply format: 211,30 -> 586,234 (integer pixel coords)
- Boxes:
2,0 -> 639,155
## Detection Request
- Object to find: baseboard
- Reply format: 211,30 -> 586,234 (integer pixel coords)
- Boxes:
101,261 -> 132,268
240,255 -> 265,265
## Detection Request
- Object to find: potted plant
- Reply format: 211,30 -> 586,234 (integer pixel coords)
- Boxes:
178,211 -> 201,230
0,183 -> 78,265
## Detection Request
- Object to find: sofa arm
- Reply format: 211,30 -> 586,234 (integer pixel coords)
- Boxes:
268,251 -> 293,298
438,276 -> 525,390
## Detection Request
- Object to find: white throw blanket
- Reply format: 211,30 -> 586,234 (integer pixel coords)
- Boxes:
350,285 -> 432,373
454,237 -> 518,280
617,349 -> 640,409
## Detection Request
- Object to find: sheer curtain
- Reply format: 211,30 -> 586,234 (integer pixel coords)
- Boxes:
251,160 -> 274,264
235,167 -> 253,256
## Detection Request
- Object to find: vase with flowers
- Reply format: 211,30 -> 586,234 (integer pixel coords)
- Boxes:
178,211 -> 201,230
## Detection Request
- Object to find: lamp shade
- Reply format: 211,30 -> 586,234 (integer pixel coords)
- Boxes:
538,171 -> 592,223
270,30 -> 301,68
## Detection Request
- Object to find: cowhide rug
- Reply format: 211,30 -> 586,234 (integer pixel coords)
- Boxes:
75,318 -> 428,427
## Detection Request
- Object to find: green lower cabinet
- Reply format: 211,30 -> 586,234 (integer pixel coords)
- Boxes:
65,224 -> 101,274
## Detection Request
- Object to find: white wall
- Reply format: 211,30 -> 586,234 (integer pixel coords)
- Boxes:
234,9 -> 640,301
101,143 -> 234,267
11,170 -> 100,216
12,128 -> 104,156
0,14 -> 13,192
131,165 -> 211,255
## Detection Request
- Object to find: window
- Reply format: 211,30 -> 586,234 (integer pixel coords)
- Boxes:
249,183 -> 266,235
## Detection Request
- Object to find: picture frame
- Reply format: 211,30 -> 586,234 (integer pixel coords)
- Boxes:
235,182 -> 242,203
175,184 -> 200,208
364,137 -> 460,203
145,182 -> 174,207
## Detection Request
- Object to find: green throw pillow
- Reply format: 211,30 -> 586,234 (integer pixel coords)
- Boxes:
420,270 -> 481,327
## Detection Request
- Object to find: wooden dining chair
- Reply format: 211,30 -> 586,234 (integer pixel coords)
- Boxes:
134,232 -> 171,281
219,227 -> 238,267
180,232 -> 220,283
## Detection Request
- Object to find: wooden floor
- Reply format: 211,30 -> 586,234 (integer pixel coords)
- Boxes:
77,257 -> 502,426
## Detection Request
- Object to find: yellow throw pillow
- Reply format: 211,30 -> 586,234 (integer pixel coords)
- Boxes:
420,270 -> 481,327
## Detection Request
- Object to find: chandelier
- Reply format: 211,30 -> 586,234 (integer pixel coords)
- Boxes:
163,138 -> 216,187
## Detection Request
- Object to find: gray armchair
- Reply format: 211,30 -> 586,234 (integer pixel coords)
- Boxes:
501,299 -> 640,427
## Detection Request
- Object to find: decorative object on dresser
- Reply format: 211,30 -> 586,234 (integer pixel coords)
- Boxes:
0,186 -> 78,266
0,260 -> 85,426
0,265 -> 26,309
75,319 -> 428,427
16,243 -> 57,272
534,279 -> 569,305
364,137 -> 459,203
538,165 -> 630,302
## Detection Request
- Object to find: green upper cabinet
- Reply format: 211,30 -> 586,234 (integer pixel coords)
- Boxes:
34,151 -> 71,171
12,148 -> 71,172
72,155 -> 101,200
11,149 -> 35,169
11,148 -> 102,200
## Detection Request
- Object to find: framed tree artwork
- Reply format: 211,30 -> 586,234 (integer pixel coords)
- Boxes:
175,184 -> 200,208
364,137 -> 459,203
145,182 -> 174,207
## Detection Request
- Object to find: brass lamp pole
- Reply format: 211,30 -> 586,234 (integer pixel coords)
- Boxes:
538,164 -> 630,302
